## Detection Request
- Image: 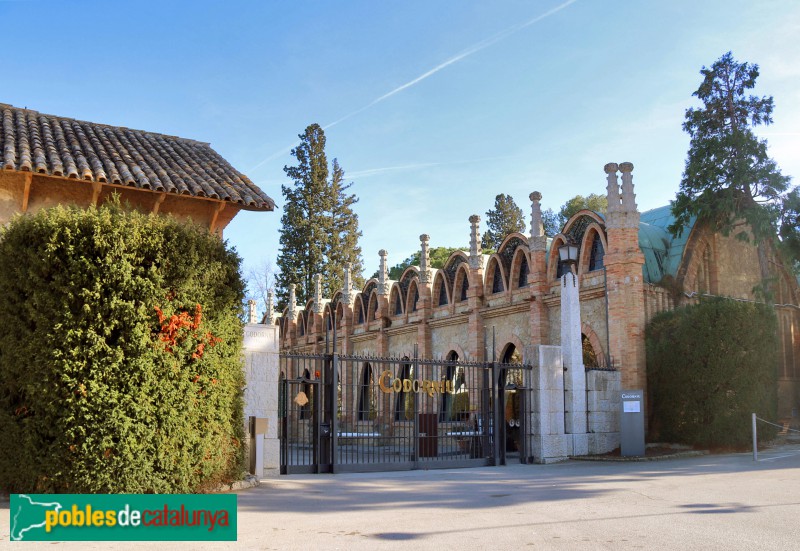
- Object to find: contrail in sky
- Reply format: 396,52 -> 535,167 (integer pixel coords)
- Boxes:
347,154 -> 518,179
250,0 -> 578,172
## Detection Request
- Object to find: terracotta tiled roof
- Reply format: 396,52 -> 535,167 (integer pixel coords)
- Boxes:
0,103 -> 274,211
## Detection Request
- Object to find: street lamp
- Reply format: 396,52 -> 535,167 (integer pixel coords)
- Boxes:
558,239 -> 579,274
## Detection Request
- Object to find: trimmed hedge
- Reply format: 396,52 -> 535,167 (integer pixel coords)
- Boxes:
646,298 -> 778,448
0,200 -> 246,493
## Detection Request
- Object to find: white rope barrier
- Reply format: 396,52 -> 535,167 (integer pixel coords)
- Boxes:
752,413 -> 800,462
755,416 -> 800,434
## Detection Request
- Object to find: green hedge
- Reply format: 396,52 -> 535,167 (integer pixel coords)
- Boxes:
646,298 -> 778,448
0,200 -> 246,493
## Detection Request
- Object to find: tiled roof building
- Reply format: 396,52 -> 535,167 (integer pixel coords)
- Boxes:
0,103 -> 273,232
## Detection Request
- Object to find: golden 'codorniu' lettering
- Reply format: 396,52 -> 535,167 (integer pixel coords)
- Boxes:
377,370 -> 454,397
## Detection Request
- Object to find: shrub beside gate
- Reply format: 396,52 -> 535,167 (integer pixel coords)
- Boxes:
646,297 -> 778,448
0,200 -> 246,493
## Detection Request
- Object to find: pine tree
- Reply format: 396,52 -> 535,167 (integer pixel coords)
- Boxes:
481,194 -> 526,250
276,124 -> 363,307
668,52 -> 794,276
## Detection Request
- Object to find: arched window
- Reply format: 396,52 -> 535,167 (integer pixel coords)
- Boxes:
358,363 -> 376,421
356,300 -> 365,324
298,312 -> 306,336
582,333 -> 599,367
518,255 -> 530,288
502,344 -> 522,364
460,273 -> 469,301
410,286 -> 419,312
589,236 -> 604,271
393,290 -> 403,316
439,351 -> 458,422
492,264 -> 505,294
394,360 -> 413,421
438,278 -> 448,306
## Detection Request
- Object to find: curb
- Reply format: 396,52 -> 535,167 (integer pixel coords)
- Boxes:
569,450 -> 708,462
213,474 -> 261,493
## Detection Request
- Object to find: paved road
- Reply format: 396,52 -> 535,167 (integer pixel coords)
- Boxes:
2,446 -> 799,550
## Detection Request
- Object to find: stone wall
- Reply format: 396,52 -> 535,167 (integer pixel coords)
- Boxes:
586,369 -> 621,454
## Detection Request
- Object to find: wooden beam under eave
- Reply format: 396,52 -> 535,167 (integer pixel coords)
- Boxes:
91,181 -> 103,206
20,172 -> 32,212
152,193 -> 166,214
209,202 -> 226,234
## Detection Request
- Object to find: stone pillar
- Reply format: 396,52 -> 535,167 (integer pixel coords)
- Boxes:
340,264 -> 354,354
526,344 -> 569,463
243,320 -> 280,476
468,215 -> 481,270
265,290 -> 275,325
313,274 -> 323,314
467,215 -> 485,360
247,299 -> 258,325
417,235 -> 432,357
528,192 -> 549,344
604,162 -> 647,392
378,250 -> 389,296
530,191 -> 544,238
342,264 -> 354,306
419,234 -> 431,285
606,162 -> 622,214
287,284 -> 298,322
376,250 -> 390,355
561,270 -> 588,456
286,284 -> 298,348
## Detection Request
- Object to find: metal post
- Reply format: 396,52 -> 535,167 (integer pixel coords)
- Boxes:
603,265 -> 611,367
752,412 -> 758,462
412,343 -> 420,466
332,353 -> 339,473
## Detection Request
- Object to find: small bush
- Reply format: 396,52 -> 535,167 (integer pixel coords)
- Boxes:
0,199 -> 246,493
646,297 -> 778,448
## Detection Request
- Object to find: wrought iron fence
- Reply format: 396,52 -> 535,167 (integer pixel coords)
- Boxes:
279,352 -> 532,474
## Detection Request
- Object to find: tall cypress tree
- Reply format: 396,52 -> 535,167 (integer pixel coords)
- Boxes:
481,194 -> 526,250
276,124 -> 363,307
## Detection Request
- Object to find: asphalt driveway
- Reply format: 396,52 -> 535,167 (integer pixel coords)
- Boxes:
2,446 -> 799,550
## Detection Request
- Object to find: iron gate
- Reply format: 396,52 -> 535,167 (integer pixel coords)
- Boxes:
280,352 -> 533,474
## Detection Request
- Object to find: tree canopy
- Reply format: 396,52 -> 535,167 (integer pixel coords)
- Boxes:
481,194 -> 526,250
543,194 -> 608,236
668,52 -> 796,274
277,124 -> 364,307
373,246 -> 466,281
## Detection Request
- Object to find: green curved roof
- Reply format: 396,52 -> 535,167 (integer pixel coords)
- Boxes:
538,207 -> 696,283
639,205 -> 696,283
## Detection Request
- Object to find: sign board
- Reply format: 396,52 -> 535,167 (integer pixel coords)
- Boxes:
620,389 -> 645,456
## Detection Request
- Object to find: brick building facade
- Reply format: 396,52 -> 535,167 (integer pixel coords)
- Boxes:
277,162 -> 800,425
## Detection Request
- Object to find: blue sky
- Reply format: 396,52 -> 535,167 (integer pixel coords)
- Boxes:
3,0 -> 799,288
